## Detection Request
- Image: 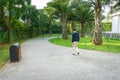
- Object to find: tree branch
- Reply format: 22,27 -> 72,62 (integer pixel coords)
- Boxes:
90,0 -> 96,6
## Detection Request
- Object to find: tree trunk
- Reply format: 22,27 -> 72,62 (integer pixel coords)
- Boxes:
49,22 -> 52,37
0,6 -> 5,43
8,0 -> 12,42
0,6 -> 5,26
61,13 -> 68,39
92,0 -> 102,45
81,22 -> 85,37
0,5 -> 9,43
71,21 -> 74,30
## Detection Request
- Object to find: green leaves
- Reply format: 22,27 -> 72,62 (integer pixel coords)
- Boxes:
113,0 -> 120,10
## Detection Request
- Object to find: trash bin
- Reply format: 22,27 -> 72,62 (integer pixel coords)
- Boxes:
9,43 -> 21,62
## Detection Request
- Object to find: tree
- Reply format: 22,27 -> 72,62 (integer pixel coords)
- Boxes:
0,0 -> 8,43
70,0 -> 94,37
91,0 -> 102,45
7,0 -> 32,42
44,6 -> 55,36
0,0 -> 45,43
89,0 -> 110,45
114,0 -> 120,10
0,0 -> 7,28
47,0 -> 70,39
22,5 -> 40,37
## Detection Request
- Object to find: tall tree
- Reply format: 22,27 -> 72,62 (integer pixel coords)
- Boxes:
90,0 -> 110,45
47,0 -> 70,39
44,6 -> 54,36
7,0 -> 32,42
38,9 -> 49,36
22,5 -> 40,37
70,0 -> 94,37
0,0 -> 8,43
0,0 -> 7,28
114,0 -> 120,10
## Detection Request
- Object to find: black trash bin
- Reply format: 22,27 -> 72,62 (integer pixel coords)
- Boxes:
9,43 -> 21,62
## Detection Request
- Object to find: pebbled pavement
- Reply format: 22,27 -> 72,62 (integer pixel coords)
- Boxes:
0,37 -> 120,80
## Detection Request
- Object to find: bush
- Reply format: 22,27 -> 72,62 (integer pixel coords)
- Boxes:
102,22 -> 112,31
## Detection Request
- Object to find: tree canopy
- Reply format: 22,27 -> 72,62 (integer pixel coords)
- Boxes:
0,0 -> 119,44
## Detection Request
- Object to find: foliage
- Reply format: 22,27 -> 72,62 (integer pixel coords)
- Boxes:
47,0 -> 71,39
38,9 -> 49,34
52,23 -> 61,33
88,0 -> 111,45
0,0 -> 32,43
102,22 -> 112,31
70,0 -> 94,37
0,0 -> 50,43
113,0 -> 120,11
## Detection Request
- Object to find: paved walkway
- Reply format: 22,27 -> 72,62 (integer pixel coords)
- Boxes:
0,37 -> 120,80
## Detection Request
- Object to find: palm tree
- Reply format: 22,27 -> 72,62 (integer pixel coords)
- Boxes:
90,0 -> 110,45
91,0 -> 102,45
114,0 -> 120,10
110,0 -> 120,13
47,0 -> 70,39
69,0 -> 94,37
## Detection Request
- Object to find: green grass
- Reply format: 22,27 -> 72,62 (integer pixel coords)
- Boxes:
0,44 -> 9,69
49,36 -> 120,53
0,34 -> 58,69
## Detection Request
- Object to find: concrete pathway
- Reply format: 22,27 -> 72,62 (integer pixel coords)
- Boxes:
0,37 -> 120,80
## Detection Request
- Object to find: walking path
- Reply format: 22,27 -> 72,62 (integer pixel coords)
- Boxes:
0,37 -> 120,80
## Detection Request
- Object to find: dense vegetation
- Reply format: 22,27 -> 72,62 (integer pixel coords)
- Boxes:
0,0 -> 61,44
0,0 -> 119,44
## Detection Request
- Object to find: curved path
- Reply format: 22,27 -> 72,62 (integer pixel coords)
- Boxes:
0,37 -> 120,80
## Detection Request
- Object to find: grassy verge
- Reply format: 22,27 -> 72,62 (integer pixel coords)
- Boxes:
0,34 -> 58,69
49,36 -> 120,53
0,43 -> 9,69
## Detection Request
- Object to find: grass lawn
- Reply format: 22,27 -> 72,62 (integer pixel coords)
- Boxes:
49,36 -> 120,53
0,34 -> 58,69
